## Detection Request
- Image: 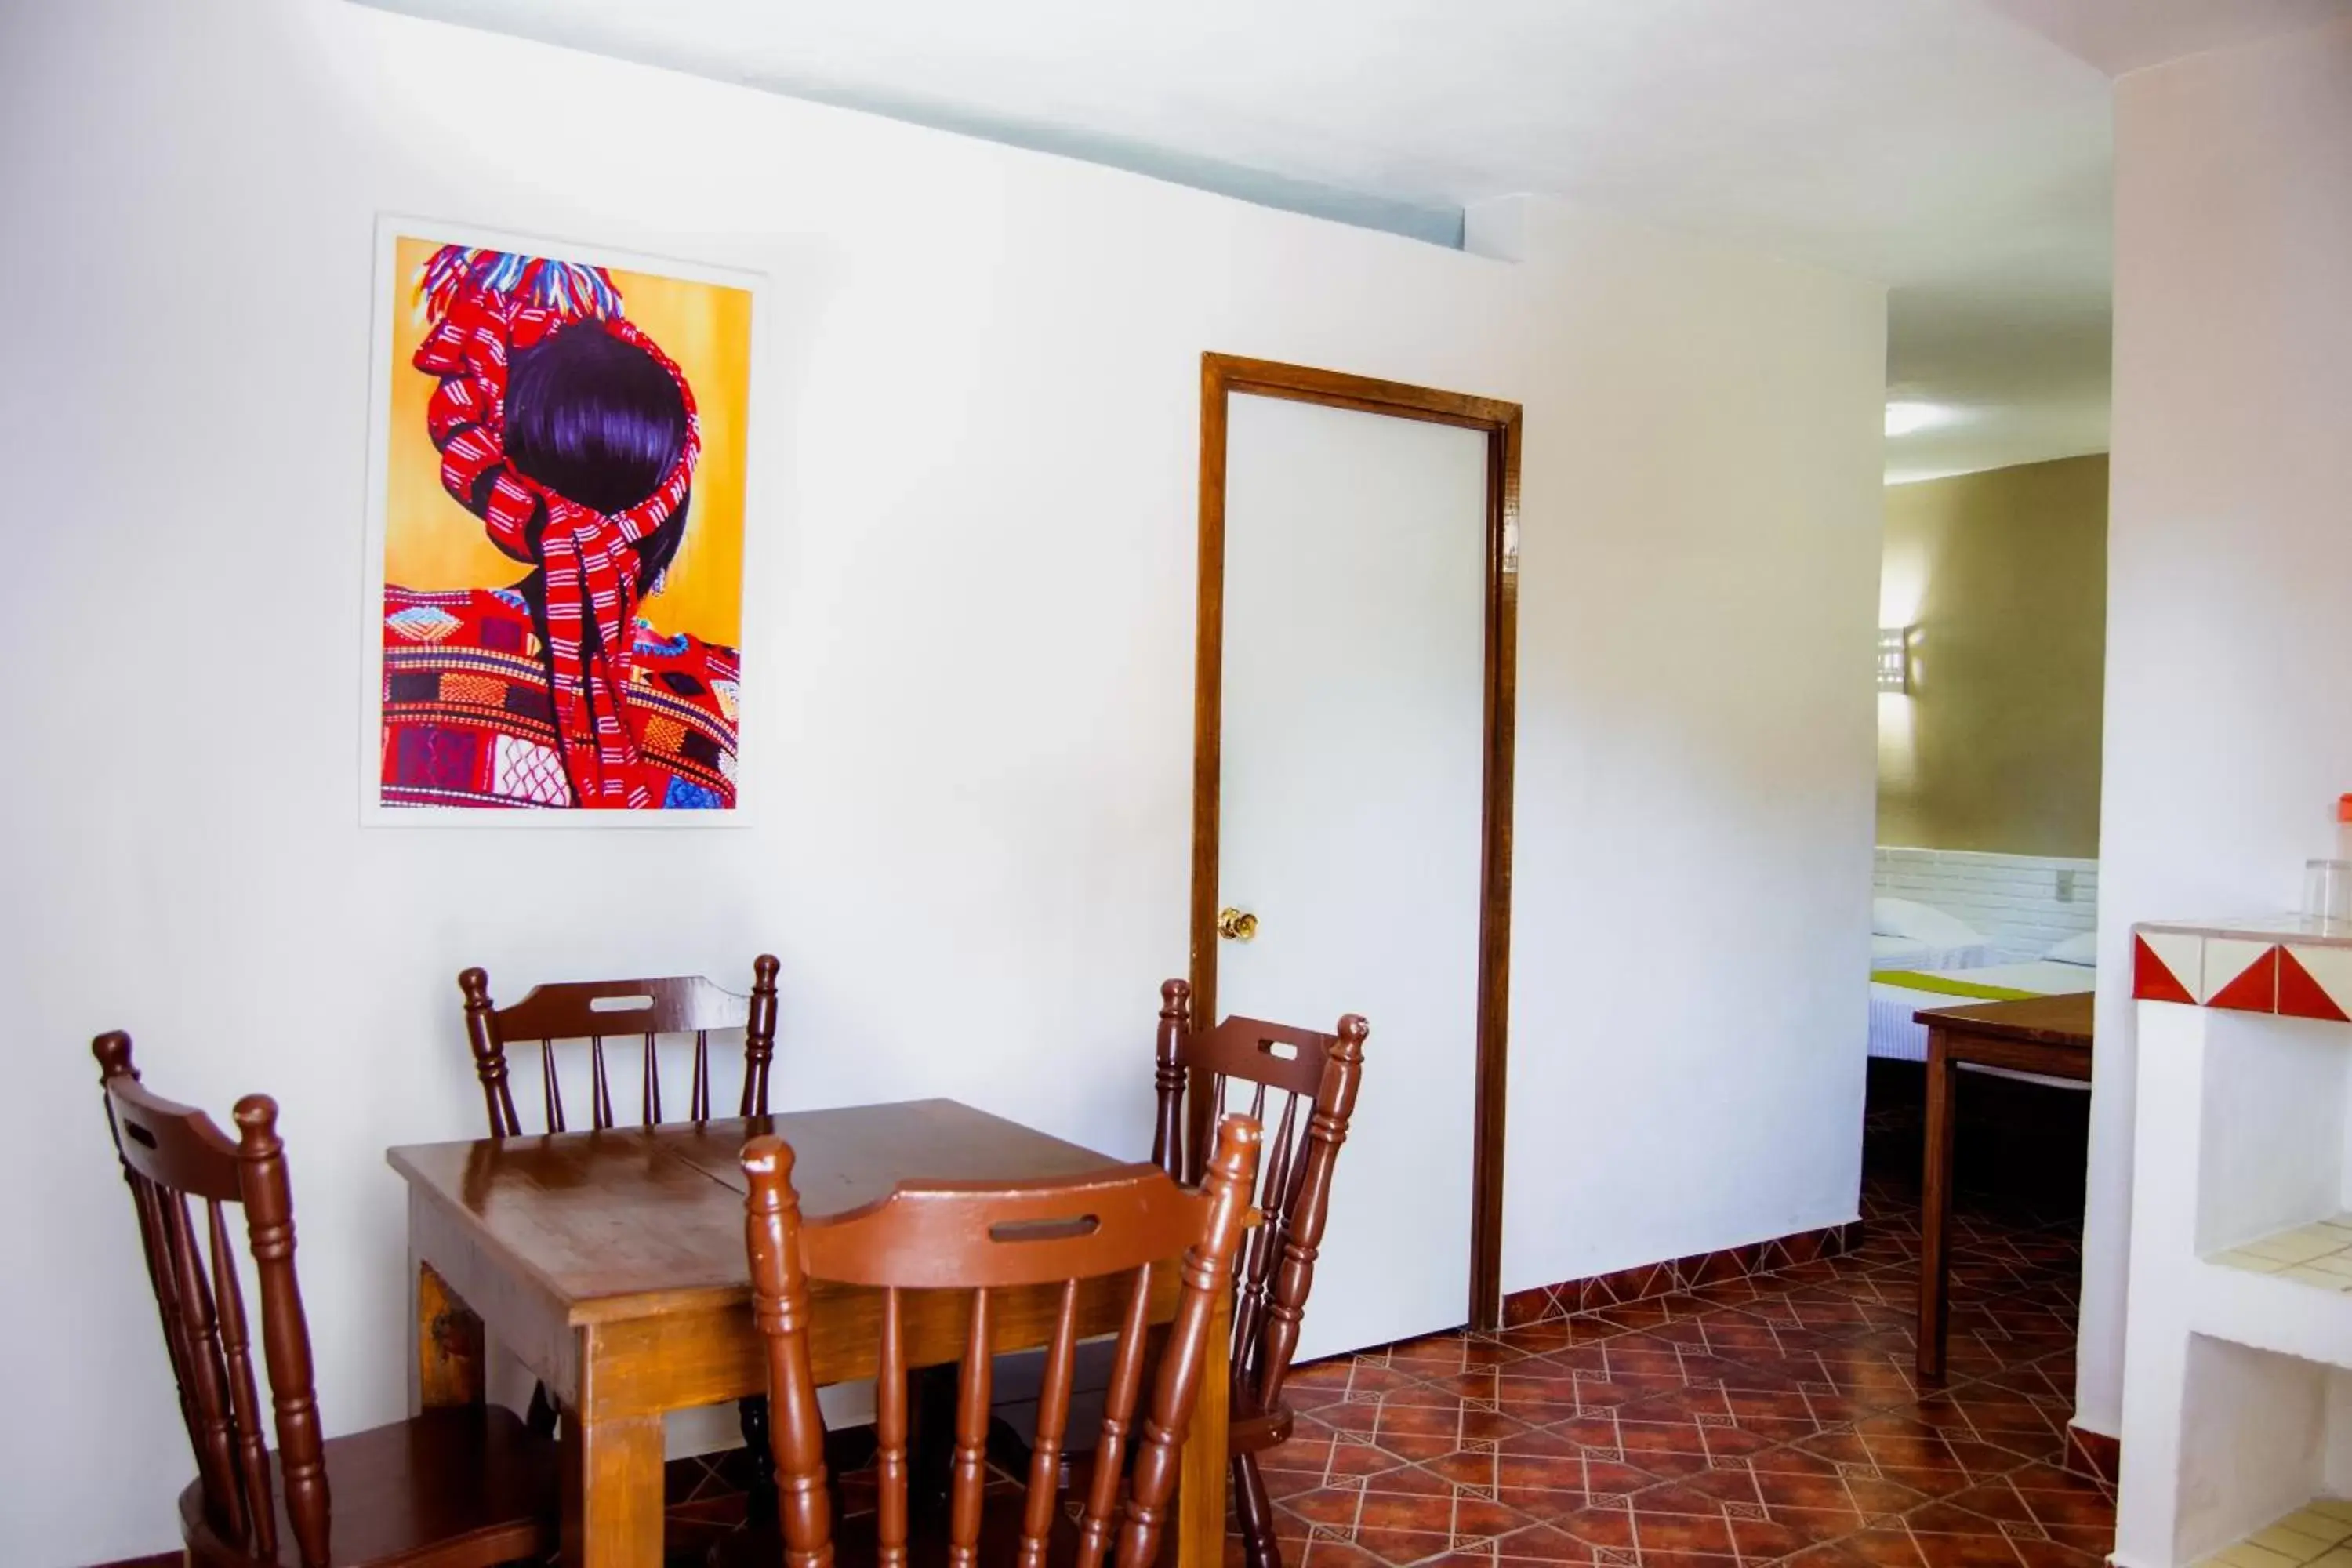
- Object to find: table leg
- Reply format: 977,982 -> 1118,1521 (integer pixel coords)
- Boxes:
561,1410 -> 665,1568
413,1257 -> 484,1414
1178,1283 -> 1232,1568
1917,1026 -> 1957,1384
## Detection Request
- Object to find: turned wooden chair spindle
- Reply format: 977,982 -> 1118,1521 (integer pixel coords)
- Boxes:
1152,978 -> 1367,1568
742,1113 -> 1264,1568
457,956 -> 782,1479
93,1032 -> 554,1568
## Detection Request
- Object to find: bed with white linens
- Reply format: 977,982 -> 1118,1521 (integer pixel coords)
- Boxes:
1867,946 -> 2096,1063
1869,897 -> 1994,973
1872,926 -> 2098,1086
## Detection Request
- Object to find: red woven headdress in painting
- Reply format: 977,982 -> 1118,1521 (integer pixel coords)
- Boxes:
411,246 -> 701,808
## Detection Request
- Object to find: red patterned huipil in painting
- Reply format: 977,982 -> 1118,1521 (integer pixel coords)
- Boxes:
380,586 -> 738,809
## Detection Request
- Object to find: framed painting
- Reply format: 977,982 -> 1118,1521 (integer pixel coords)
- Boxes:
361,217 -> 762,823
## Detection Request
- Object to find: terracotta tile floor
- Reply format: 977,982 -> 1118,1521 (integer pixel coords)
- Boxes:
666,1079 -> 2109,1568
1255,1169 -> 2109,1568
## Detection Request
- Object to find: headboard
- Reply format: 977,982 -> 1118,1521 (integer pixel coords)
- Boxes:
1873,846 -> 2098,965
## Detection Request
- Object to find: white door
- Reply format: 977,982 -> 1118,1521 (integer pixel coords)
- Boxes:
1216,392 -> 1490,1361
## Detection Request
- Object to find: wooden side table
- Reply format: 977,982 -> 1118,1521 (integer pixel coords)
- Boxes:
1914,991 -> 2095,1381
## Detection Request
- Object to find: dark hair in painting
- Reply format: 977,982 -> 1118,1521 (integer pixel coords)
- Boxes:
505,324 -> 693,580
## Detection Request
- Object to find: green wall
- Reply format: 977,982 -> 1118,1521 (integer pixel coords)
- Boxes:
1877,453 -> 2108,857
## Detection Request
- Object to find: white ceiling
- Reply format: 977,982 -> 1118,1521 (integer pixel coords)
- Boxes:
1984,0 -> 2352,75
368,0 -> 2350,482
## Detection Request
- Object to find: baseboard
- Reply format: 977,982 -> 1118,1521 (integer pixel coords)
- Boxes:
2063,1421 -> 2121,1485
1500,1217 -> 1863,1326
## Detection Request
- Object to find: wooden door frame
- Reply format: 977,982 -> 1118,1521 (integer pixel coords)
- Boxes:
1189,352 -> 1521,1332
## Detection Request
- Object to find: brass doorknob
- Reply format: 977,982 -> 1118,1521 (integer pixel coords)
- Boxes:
1217,907 -> 1259,942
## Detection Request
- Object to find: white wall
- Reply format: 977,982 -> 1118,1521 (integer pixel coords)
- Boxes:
2077,16 -> 2352,1440
1873,847 -> 2099,964
0,2 -> 1884,1560
1473,196 -> 1886,1285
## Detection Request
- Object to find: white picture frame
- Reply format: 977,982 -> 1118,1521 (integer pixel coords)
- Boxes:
359,214 -> 768,828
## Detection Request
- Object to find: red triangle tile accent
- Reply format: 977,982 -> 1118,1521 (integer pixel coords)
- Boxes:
2207,945 -> 2280,1014
2132,935 -> 2195,1004
2278,948 -> 2350,1022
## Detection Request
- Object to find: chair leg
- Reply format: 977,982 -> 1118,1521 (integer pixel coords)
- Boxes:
739,1394 -> 778,1522
1236,1450 -> 1281,1568
526,1380 -> 558,1439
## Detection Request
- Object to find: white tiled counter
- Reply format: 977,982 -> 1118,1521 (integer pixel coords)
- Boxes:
2196,1499 -> 2352,1568
2212,1215 -> 2352,1292
2132,915 -> 2352,1020
2119,917 -> 2352,1568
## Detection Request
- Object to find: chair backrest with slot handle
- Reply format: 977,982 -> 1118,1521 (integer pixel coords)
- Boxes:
741,1114 -> 1263,1568
459,955 -> 780,1136
93,1032 -> 331,1568
1149,979 -> 1367,1417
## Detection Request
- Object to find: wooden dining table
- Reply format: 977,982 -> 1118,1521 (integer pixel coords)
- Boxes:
389,1098 -> 1233,1568
1912,991 -> 2095,1382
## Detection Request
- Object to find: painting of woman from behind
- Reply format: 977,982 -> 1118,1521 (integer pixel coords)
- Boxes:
376,238 -> 753,811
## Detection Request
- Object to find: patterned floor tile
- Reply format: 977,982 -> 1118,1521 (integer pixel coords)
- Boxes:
1254,1109 -> 2109,1566
667,1087 -> 2110,1568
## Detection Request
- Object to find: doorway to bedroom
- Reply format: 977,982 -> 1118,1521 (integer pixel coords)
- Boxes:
1866,450 -> 2108,1212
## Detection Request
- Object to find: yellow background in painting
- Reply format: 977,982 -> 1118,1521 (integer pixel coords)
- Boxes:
382,234 -> 753,648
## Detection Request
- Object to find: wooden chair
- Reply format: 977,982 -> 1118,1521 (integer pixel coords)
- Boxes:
93,1032 -> 556,1568
457,956 -> 782,1484
1152,980 -> 1367,1568
458,956 -> 780,1137
739,1113 -> 1263,1568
